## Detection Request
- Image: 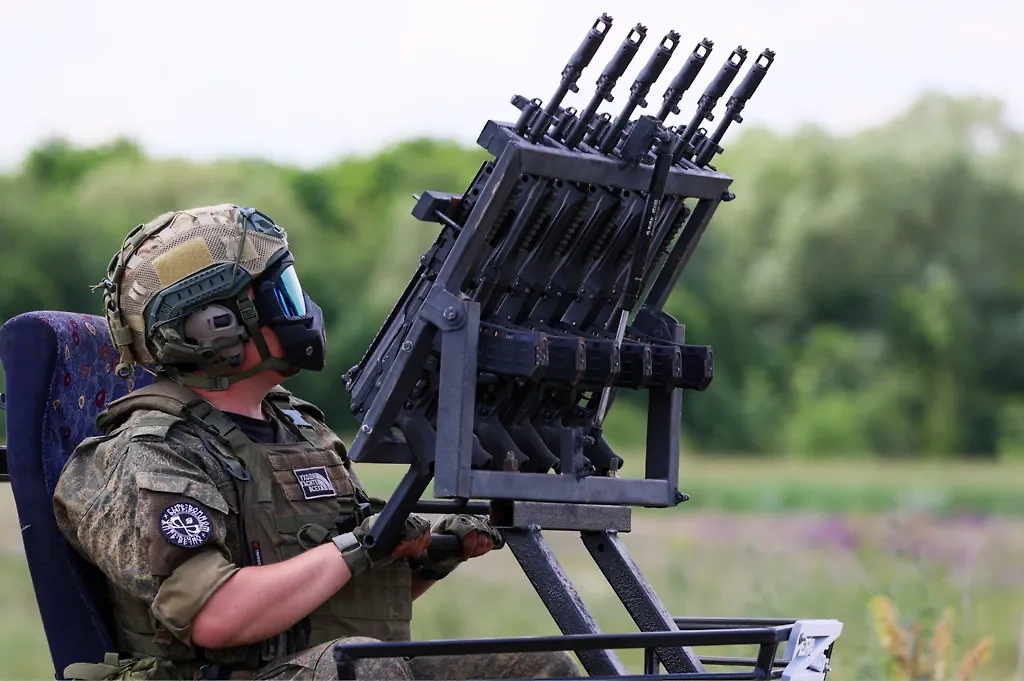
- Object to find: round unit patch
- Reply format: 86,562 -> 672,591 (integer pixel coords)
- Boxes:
159,502 -> 212,548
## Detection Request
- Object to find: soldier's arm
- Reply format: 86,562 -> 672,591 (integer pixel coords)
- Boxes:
411,574 -> 440,599
193,524 -> 429,647
55,431 -> 360,650
192,542 -> 353,648
55,432 -> 248,648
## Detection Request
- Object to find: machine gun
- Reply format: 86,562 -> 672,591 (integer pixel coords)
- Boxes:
338,12 -> 842,680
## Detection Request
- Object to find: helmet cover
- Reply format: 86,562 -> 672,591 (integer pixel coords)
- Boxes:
105,204 -> 288,372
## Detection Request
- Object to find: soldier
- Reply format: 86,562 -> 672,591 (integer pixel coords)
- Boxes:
52,205 -> 580,680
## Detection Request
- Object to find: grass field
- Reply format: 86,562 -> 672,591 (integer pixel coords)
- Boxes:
2,457 -> 1023,680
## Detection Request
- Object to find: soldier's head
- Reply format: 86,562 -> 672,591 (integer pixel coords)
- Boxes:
99,204 -> 327,390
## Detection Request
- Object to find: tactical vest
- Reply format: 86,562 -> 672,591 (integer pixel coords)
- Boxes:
81,378 -> 412,674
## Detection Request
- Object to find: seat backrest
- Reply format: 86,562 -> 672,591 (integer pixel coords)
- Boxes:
0,311 -> 154,678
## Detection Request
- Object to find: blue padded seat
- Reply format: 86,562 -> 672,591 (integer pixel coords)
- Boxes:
0,311 -> 154,678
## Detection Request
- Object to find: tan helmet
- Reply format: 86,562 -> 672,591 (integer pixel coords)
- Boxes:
100,203 -> 301,389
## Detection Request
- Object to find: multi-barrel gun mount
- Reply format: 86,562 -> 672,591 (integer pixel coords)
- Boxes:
341,13 -> 775,555
335,14 -> 842,680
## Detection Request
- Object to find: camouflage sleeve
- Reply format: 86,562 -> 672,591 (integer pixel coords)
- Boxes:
54,426 -> 240,645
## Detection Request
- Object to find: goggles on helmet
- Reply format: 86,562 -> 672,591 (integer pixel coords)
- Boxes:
254,250 -> 309,321
273,263 -> 307,318
252,249 -> 327,371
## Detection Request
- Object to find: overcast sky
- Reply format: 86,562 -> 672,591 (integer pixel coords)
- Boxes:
0,0 -> 1019,170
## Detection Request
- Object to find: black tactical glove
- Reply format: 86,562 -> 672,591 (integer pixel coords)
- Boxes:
410,514 -> 504,581
332,513 -> 431,577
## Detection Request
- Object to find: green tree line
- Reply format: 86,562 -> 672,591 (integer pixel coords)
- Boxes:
2,93 -> 1022,458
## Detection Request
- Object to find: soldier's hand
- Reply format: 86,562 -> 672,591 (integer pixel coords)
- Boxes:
391,523 -> 432,559
409,515 -> 504,581
459,528 -> 495,560
336,513 -> 431,575
433,514 -> 504,557
378,513 -> 432,559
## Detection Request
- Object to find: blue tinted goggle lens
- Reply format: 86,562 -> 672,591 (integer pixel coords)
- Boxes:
273,265 -> 307,317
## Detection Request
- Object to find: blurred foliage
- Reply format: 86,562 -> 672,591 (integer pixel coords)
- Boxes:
868,596 -> 994,681
2,93 -> 1023,458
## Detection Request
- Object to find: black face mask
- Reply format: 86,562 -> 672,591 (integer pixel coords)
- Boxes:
252,250 -> 327,371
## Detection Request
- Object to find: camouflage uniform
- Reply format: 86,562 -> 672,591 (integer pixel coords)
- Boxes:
53,204 -> 578,679
54,379 -> 579,680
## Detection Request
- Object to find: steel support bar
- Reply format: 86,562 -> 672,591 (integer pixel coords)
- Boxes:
504,528 -> 627,677
675,618 -> 798,629
582,531 -> 706,675
700,656 -> 787,668
433,302 -> 481,498
645,386 -> 682,484
465,469 -> 679,506
413,500 -> 491,515
644,197 -> 722,310
491,500 -> 631,532
478,122 -> 734,199
363,464 -> 433,557
754,642 -> 780,680
333,623 -> 791,672
645,313 -> 685,488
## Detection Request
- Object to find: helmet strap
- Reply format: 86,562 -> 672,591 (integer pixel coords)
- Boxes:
162,292 -> 298,391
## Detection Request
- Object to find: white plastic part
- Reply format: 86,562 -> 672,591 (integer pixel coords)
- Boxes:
781,619 -> 843,681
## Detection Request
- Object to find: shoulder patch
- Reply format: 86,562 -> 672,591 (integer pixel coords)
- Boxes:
158,502 -> 213,548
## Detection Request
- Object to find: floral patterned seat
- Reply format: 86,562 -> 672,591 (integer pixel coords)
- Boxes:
0,311 -> 154,677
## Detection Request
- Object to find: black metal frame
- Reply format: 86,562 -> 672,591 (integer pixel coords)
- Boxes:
334,616 -> 841,680
392,500 -> 841,680
330,12 -> 841,680
346,132 -> 727,510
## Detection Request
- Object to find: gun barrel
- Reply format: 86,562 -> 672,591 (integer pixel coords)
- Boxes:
598,30 -> 680,154
528,13 -> 614,142
564,23 -> 647,148
656,38 -> 713,121
729,47 -> 773,103
621,139 -> 674,312
694,48 -> 775,166
678,46 -> 748,148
